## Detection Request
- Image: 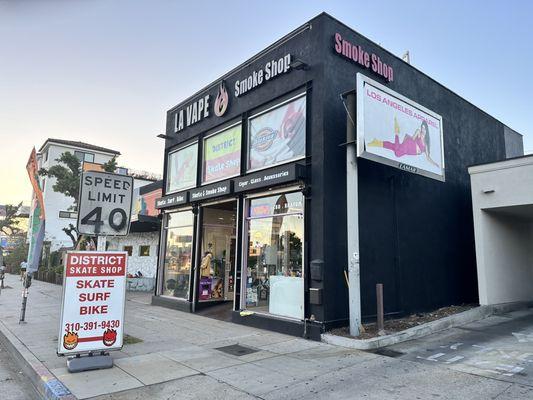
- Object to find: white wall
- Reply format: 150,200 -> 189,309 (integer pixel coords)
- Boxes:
469,157 -> 533,210
133,178 -> 155,189
106,231 -> 159,277
39,143 -> 116,251
475,211 -> 533,304
470,157 -> 533,305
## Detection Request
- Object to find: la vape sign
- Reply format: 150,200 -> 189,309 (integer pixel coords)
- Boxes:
234,54 -> 292,97
174,81 -> 229,133
172,53 -> 293,134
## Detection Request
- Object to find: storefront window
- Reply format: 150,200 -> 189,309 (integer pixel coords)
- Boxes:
123,246 -> 133,257
247,95 -> 306,172
245,192 -> 304,319
162,211 -> 194,299
139,245 -> 150,256
202,125 -> 241,184
166,143 -> 198,193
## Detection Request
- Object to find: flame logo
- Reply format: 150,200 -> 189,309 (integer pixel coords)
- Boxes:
63,331 -> 78,350
214,81 -> 229,117
103,329 -> 117,347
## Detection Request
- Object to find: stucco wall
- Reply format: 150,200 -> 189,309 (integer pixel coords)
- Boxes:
504,126 -> 524,159
470,156 -> 533,305
474,212 -> 533,304
106,231 -> 159,278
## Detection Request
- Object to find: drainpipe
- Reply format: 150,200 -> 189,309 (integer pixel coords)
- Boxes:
342,91 -> 361,337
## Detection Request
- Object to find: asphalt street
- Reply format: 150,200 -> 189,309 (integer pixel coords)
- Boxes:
0,339 -> 40,400
385,308 -> 533,398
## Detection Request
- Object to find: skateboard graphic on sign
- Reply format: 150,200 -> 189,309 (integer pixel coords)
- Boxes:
62,328 -> 117,351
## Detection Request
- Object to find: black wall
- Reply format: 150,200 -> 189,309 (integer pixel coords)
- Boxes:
162,19 -> 330,322
319,15 -> 507,322
162,13 -> 510,329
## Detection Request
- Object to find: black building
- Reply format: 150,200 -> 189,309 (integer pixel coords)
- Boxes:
153,13 -> 523,340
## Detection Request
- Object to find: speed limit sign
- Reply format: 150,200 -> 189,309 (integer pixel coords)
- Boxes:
77,171 -> 134,236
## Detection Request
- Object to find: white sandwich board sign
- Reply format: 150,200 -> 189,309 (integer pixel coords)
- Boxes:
58,251 -> 127,355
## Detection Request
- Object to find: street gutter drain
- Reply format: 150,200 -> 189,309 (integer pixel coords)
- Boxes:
215,344 -> 258,356
372,349 -> 404,358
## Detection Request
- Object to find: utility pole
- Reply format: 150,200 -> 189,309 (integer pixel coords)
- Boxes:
343,91 -> 362,337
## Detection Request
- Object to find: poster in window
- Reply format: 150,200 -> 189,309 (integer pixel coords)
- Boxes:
203,125 -> 241,183
167,143 -> 198,192
248,96 -> 306,171
356,73 -> 445,181
249,192 -> 304,218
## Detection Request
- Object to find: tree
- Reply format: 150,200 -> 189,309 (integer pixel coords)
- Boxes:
0,203 -> 23,236
4,237 -> 28,273
0,203 -> 24,267
102,156 -> 118,174
38,153 -> 119,247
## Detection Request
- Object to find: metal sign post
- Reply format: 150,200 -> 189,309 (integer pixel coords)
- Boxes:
19,274 -> 32,323
97,236 -> 107,252
0,264 -> 5,290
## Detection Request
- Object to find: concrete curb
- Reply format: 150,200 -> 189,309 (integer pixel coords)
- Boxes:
0,318 -> 75,400
322,302 -> 533,350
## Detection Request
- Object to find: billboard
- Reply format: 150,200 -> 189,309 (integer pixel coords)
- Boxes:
248,95 -> 306,171
203,125 -> 241,183
58,251 -> 127,355
356,74 -> 445,181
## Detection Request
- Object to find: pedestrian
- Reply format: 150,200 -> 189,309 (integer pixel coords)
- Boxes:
20,259 -> 27,281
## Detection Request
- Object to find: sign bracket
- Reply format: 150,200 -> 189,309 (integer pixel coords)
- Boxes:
67,352 -> 113,373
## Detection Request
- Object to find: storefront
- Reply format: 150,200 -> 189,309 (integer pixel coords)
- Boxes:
153,13 -> 523,339
153,90 -> 309,334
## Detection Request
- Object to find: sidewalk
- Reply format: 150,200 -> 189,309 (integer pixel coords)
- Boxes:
0,273 -> 366,399
1,273 -> 532,400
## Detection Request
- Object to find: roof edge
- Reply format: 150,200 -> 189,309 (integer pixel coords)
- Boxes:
468,154 -> 533,174
38,138 -> 121,155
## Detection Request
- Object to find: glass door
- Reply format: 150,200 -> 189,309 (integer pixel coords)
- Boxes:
197,201 -> 237,302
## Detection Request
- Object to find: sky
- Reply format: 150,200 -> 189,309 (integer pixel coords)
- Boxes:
1,0 -> 532,206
